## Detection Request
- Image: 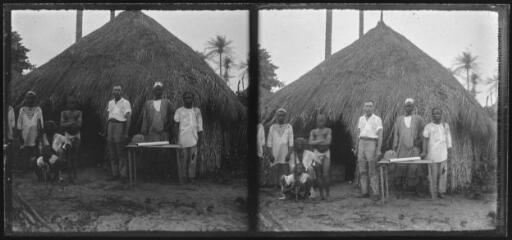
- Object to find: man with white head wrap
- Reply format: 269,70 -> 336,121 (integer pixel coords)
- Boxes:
139,81 -> 173,179
266,108 -> 294,189
392,97 -> 426,196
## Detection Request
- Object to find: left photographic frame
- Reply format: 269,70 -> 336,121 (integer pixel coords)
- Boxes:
4,6 -> 250,234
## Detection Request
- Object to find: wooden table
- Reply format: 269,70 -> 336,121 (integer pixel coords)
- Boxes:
377,159 -> 435,203
126,144 -> 181,187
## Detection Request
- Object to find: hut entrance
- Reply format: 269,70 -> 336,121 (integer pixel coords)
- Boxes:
330,118 -> 357,183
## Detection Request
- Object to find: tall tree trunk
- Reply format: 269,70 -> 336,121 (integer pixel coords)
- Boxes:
325,9 -> 332,60
359,10 -> 364,38
219,53 -> 222,77
110,10 -> 115,21
76,10 -> 83,43
466,68 -> 470,90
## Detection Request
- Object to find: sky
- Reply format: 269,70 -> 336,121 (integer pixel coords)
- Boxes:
260,10 -> 499,106
11,10 -> 249,91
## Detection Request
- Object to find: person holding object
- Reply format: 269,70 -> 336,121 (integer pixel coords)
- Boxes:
421,107 -> 453,199
266,108 -> 294,189
140,82 -> 173,178
392,98 -> 425,196
355,100 -> 383,201
105,85 -> 131,182
308,113 -> 332,200
17,91 -> 44,171
174,91 -> 203,183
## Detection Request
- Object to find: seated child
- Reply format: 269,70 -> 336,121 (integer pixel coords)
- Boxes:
42,121 -> 72,182
279,138 -> 316,201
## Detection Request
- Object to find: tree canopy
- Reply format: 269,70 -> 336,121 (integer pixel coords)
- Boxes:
11,31 -> 34,74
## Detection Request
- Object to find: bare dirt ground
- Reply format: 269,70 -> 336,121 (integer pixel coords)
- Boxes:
11,167 -> 248,232
259,183 -> 497,231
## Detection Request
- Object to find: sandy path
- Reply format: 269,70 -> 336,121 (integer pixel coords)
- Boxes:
259,183 -> 497,231
11,168 -> 248,232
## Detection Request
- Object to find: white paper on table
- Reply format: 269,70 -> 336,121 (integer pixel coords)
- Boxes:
136,141 -> 169,147
389,156 -> 421,162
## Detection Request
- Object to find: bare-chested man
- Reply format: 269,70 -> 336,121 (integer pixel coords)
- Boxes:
308,113 -> 332,200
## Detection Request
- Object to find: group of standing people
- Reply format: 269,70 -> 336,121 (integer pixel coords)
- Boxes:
258,97 -> 453,201
6,81 -> 204,185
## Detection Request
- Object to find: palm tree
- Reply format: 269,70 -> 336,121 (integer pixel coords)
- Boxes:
470,73 -> 480,97
454,51 -> 478,90
205,35 -> 233,78
223,56 -> 235,83
485,74 -> 498,106
237,59 -> 249,93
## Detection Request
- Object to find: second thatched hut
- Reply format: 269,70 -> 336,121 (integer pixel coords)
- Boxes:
262,21 -> 496,191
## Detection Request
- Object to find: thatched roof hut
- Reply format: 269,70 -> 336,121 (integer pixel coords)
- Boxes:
12,11 -> 246,175
262,21 -> 496,191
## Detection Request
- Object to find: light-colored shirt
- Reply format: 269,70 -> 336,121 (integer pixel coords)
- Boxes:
257,123 -> 265,158
17,106 -> 44,147
266,123 -> 294,166
153,100 -> 161,112
174,107 -> 203,148
107,98 -> 131,122
8,106 -> 15,140
404,116 -> 412,128
358,114 -> 383,139
423,122 -> 452,163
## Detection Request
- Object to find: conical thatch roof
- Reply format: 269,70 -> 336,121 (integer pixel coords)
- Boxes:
262,22 -> 496,190
13,11 -> 246,174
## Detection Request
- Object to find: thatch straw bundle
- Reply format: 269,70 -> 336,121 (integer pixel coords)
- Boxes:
12,11 -> 246,175
262,21 -> 496,191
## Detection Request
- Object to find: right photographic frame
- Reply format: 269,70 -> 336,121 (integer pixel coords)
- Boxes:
256,4 -> 508,233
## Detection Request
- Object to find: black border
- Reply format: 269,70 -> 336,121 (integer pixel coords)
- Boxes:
2,2 -> 510,238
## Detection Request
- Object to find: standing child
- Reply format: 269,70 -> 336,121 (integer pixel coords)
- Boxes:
266,108 -> 294,189
421,107 -> 453,199
17,91 -> 44,171
174,91 -> 203,183
61,96 -> 82,182
309,113 -> 332,200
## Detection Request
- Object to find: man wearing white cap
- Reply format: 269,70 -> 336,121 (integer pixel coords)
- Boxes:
392,98 -> 425,196
140,82 -> 173,178
266,108 -> 294,189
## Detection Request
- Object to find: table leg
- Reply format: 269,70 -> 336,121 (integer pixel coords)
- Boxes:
380,166 -> 385,204
385,165 -> 389,200
127,150 -> 133,187
134,150 -> 138,186
176,149 -> 182,184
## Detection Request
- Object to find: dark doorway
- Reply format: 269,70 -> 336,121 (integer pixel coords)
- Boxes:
331,116 -> 357,183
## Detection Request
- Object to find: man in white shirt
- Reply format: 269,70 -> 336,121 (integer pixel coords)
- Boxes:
355,100 -> 383,201
105,85 -> 131,182
174,91 -> 203,183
